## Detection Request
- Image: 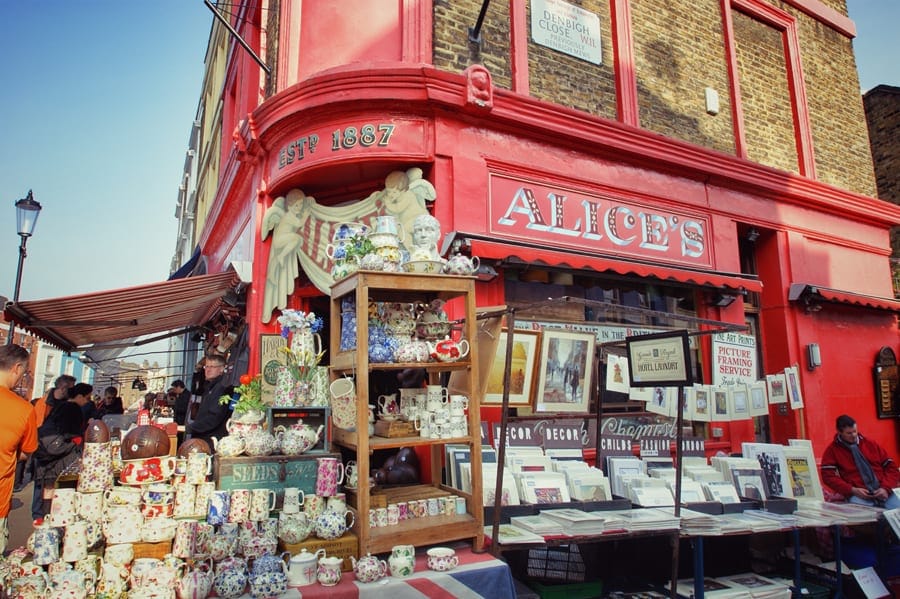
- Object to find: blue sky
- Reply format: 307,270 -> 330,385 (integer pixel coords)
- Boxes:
0,1 -> 897,305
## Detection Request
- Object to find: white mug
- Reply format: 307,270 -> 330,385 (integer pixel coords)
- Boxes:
283,487 -> 305,514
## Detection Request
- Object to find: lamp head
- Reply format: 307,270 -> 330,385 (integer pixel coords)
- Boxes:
15,190 -> 42,238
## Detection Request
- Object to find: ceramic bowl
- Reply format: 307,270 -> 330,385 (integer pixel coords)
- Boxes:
403,260 -> 445,274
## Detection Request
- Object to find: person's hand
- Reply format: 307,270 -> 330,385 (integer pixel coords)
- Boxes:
872,487 -> 890,501
851,487 -> 873,499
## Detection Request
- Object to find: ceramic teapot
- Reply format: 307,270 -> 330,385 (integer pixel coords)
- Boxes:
249,569 -> 288,599
176,557 -> 214,599
275,421 -> 324,456
443,253 -> 480,276
315,509 -> 355,540
213,557 -> 248,599
212,434 -> 245,457
241,535 -> 277,561
242,429 -> 278,457
10,567 -> 50,599
287,548 -> 324,587
278,511 -> 314,544
48,566 -> 95,599
428,336 -> 470,362
350,553 -> 388,584
251,551 -> 289,577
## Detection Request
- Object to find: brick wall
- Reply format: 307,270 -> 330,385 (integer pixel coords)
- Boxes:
864,86 -> 900,266
430,0 -> 874,195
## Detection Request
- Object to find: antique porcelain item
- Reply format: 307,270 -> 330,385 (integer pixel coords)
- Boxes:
415,299 -> 452,339
242,428 -> 278,457
251,551 -> 290,577
119,456 -> 177,485
141,517 -> 177,543
403,259 -> 445,274
316,555 -> 343,587
175,558 -> 214,599
212,434 -> 245,457
274,420 -> 324,455
394,337 -> 431,363
288,548 -> 324,587
389,552 -> 415,578
314,509 -> 355,540
350,553 -> 388,584
426,547 -> 459,571
249,570 -> 288,599
213,557 -> 248,599
443,253 -> 481,275
428,336 -> 470,362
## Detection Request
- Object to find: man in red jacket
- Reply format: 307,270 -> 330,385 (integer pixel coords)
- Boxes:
821,414 -> 900,509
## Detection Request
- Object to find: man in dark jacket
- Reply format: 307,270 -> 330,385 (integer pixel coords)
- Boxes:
821,414 -> 900,508
172,380 -> 191,426
185,355 -> 232,447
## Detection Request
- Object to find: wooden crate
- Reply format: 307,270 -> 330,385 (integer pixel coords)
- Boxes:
373,419 -> 417,438
133,540 -> 172,559
213,452 -> 339,509
279,532 -> 358,570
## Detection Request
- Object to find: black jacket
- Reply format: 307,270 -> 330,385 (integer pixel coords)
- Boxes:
186,375 -> 232,446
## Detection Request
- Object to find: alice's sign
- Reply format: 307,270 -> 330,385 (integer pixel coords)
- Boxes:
489,173 -> 711,267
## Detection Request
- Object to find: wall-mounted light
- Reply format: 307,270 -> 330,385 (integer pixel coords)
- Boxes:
807,343 -> 822,371
708,293 -> 738,308
475,264 -> 498,283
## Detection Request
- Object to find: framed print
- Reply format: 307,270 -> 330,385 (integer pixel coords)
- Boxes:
766,372 -> 788,404
742,442 -> 793,498
645,386 -> 674,417
629,386 -> 653,402
605,353 -> 631,394
783,446 -> 824,501
484,329 -> 540,407
729,384 -> 751,421
731,467 -> 768,501
711,386 -> 731,422
535,329 -> 596,413
626,330 -> 692,387
748,381 -> 769,417
692,384 -> 711,422
785,366 -> 804,409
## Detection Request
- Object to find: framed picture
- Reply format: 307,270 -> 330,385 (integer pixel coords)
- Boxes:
766,372 -> 788,404
626,330 -> 692,387
692,384 -> 711,422
646,386 -> 676,418
711,386 -> 731,422
483,329 -> 540,407
535,329 -> 596,413
785,366 -> 804,409
729,384 -> 751,421
742,442 -> 793,498
783,445 -> 824,501
748,381 -> 769,417
605,353 -> 630,394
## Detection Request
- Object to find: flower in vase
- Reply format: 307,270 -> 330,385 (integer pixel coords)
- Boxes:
277,309 -> 324,338
219,373 -> 267,416
278,346 -> 325,385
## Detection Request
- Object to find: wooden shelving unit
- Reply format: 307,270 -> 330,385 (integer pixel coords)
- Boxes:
329,271 -> 484,555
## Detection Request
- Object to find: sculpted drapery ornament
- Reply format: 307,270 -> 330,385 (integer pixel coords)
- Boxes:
260,167 -> 436,322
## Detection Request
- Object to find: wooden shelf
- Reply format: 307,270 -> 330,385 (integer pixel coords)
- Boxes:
329,271 -> 484,556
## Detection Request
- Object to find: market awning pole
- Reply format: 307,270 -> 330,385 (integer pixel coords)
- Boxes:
670,384 -> 686,599
490,308 -> 515,556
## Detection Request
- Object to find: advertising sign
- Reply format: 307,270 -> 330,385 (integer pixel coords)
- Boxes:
711,332 -> 757,386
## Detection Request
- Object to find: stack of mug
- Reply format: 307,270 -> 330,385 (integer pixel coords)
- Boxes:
368,494 -> 466,529
408,385 -> 469,439
360,215 -> 406,272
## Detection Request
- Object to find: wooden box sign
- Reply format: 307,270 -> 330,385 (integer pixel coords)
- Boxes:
213,453 -> 338,507
279,532 -> 358,571
266,406 -> 331,452
874,347 -> 900,419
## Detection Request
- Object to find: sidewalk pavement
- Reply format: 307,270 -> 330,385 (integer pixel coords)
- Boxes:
8,484 -> 35,551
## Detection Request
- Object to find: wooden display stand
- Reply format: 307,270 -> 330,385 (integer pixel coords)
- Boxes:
329,271 -> 484,555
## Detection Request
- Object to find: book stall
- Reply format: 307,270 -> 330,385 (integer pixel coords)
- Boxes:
472,302 -> 899,599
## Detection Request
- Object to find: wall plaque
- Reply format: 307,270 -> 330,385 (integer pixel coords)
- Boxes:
874,347 -> 899,419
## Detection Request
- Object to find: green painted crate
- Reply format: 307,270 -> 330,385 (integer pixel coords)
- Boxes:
213,452 -> 339,509
527,580 -> 604,599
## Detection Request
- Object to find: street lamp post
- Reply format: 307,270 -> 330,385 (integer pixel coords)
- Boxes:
6,190 -> 42,345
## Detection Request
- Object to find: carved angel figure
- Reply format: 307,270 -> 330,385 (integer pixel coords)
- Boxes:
261,189 -> 310,322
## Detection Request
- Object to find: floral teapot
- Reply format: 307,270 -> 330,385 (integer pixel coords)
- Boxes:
213,556 -> 248,599
242,428 -> 278,457
278,511 -> 315,544
176,557 -> 214,599
314,509 -> 355,540
213,434 -> 245,457
443,253 -> 481,276
350,553 -> 388,583
275,421 -> 324,456
394,337 -> 431,363
428,336 -> 471,362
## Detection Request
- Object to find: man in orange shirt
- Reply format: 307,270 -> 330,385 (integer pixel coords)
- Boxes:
0,344 -> 38,552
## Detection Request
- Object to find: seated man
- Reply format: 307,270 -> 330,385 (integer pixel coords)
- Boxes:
821,414 -> 900,509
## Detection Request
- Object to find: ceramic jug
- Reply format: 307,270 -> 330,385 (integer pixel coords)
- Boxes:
287,548 -> 324,587
350,553 -> 388,583
316,555 -> 343,586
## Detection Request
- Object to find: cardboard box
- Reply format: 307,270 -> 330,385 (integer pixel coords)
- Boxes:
279,532 -> 358,571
